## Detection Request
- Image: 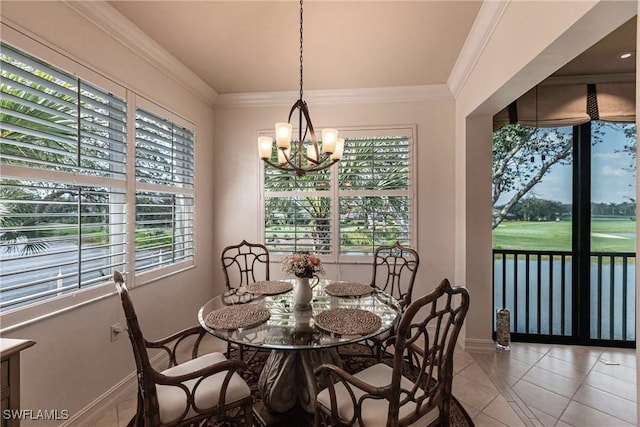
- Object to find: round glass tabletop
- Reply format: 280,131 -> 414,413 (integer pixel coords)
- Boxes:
198,279 -> 401,350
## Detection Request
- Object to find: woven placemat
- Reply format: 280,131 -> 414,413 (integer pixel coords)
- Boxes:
325,282 -> 372,297
314,308 -> 382,335
205,304 -> 271,330
245,280 -> 293,295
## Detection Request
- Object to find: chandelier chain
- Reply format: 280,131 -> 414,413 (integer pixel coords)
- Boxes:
299,0 -> 304,100
258,0 -> 342,176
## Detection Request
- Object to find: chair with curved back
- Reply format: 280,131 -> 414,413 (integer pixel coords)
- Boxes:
113,271 -> 253,426
221,240 -> 270,297
365,242 -> 420,362
314,278 -> 470,427
220,239 -> 270,358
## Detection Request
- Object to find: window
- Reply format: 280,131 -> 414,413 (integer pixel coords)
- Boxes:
0,43 -> 195,313
134,108 -> 194,273
262,127 -> 414,260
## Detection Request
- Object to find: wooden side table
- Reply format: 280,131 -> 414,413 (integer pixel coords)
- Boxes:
1,339 -> 36,427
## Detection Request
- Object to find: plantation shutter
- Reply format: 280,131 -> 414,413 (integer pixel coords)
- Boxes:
263,152 -> 332,254
0,43 -> 128,311
338,136 -> 412,255
134,108 -> 195,273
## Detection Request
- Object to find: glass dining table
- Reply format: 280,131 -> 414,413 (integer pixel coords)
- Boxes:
197,278 -> 401,414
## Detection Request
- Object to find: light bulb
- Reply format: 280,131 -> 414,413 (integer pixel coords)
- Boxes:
258,136 -> 273,159
275,123 -> 292,149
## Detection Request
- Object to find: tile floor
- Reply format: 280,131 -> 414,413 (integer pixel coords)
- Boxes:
91,340 -> 637,426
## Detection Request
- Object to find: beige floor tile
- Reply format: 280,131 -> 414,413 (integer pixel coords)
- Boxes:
528,407 -> 558,427
471,412 -> 510,427
91,408 -> 118,427
457,362 -> 499,392
458,400 -> 480,419
591,358 -> 637,384
482,394 -> 526,427
116,397 -> 137,426
559,400 -> 634,426
512,379 -> 570,419
534,353 -> 592,380
506,345 -> 547,366
521,366 -> 582,398
572,384 -> 637,425
453,374 -> 500,412
599,348 -> 636,369
485,354 -> 535,382
546,345 -> 601,366
453,346 -> 477,372
584,369 -> 637,401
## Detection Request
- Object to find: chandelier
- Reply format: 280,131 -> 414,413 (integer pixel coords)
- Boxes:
257,0 -> 344,177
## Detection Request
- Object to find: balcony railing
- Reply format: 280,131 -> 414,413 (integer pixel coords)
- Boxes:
493,249 -> 636,344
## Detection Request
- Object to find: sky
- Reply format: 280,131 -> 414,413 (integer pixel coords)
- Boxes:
498,123 -> 636,205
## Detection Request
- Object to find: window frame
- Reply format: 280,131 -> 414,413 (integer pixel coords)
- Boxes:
0,29 -> 196,327
259,125 -> 417,264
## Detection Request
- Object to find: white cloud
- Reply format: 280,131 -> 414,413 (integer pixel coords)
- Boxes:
600,165 -> 627,177
593,152 -> 622,160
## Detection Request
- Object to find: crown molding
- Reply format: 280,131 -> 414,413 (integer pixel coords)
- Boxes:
62,0 -> 219,107
60,1 -> 467,109
447,0 -> 510,97
215,84 -> 453,108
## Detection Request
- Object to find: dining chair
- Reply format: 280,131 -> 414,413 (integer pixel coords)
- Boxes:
314,278 -> 469,427
113,271 -> 254,426
365,242 -> 420,362
220,239 -> 270,358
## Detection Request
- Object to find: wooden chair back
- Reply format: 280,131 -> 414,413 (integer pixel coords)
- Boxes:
371,242 -> 419,310
113,271 -> 163,425
388,278 -> 470,424
221,240 -> 270,290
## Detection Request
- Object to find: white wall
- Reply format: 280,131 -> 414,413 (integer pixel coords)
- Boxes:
0,2 -> 219,425
454,0 -> 637,349
212,98 -> 458,300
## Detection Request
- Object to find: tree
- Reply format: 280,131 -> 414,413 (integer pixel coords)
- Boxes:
509,197 -> 570,221
493,124 -> 578,229
618,123 -> 636,174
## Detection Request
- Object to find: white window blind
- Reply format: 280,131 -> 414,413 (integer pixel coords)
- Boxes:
0,43 -> 128,311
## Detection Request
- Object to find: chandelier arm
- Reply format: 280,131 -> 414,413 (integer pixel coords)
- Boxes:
298,100 -> 320,159
265,155 -> 339,176
286,99 -> 322,164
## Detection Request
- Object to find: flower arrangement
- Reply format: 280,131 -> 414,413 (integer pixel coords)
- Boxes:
281,251 -> 324,278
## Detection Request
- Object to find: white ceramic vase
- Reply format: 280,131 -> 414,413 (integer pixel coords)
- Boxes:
293,277 -> 313,306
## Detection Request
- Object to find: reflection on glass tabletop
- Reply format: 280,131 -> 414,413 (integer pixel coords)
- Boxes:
198,279 -> 400,350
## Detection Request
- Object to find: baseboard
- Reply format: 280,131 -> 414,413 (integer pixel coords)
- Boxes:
463,337 -> 496,353
62,351 -> 169,426
61,371 -> 137,427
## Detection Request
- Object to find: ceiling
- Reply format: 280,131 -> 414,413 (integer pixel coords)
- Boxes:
108,1 -> 636,96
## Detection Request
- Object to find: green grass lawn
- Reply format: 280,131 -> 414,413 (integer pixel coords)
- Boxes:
493,219 -> 636,252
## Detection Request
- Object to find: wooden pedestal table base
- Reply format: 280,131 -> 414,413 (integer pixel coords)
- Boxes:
257,348 -> 343,413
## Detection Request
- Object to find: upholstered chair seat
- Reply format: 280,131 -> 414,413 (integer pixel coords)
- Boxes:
316,363 -> 435,427
157,352 -> 252,424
